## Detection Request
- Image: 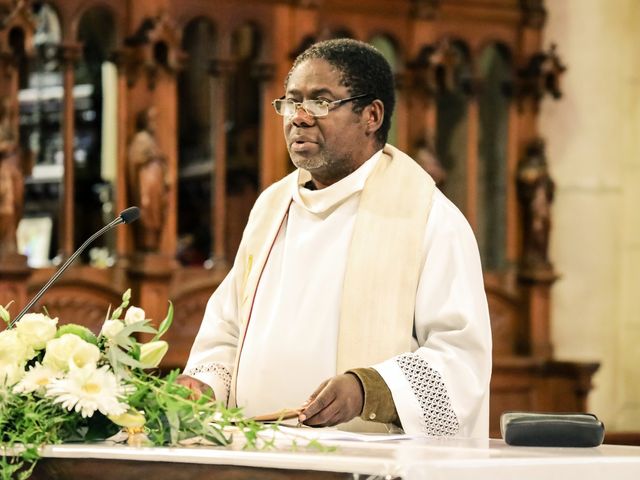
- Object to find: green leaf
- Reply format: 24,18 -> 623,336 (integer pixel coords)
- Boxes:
152,301 -> 173,341
109,346 -> 146,369
165,409 -> 180,445
55,324 -> 99,345
118,320 -> 157,338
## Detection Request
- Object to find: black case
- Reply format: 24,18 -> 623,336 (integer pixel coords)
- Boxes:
500,412 -> 605,447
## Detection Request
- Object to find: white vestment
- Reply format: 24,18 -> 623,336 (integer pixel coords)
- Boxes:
185,146 -> 492,437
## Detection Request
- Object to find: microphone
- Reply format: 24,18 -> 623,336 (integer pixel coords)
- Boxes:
8,206 -> 141,328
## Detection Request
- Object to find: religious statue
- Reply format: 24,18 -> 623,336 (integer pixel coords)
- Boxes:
127,106 -> 169,252
0,97 -> 24,258
517,138 -> 555,272
413,138 -> 447,187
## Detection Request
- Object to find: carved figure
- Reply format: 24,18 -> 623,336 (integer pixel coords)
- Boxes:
127,107 -> 169,252
517,139 -> 555,270
413,138 -> 447,187
0,97 -> 24,257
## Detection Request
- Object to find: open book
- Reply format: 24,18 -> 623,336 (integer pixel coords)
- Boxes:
251,408 -> 301,423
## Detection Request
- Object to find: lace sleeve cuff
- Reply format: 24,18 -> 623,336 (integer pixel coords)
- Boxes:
183,362 -> 232,406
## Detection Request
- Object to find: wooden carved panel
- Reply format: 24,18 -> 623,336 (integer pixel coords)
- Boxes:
30,284 -> 122,334
164,269 -> 226,369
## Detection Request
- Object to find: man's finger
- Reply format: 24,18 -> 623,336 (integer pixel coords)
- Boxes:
303,399 -> 341,426
175,374 -> 215,401
299,382 -> 335,422
305,379 -> 329,404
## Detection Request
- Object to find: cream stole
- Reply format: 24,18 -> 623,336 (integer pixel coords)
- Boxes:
228,144 -> 435,412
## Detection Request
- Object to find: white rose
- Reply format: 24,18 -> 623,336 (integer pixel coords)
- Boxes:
101,319 -> 125,340
16,313 -> 58,350
0,362 -> 25,386
43,334 -> 101,372
0,329 -> 29,365
124,306 -> 146,326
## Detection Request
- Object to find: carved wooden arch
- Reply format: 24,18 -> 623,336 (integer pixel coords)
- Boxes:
144,13 -> 184,72
366,31 -> 405,64
121,12 -> 186,89
45,0 -> 73,43
475,41 -> 515,97
28,277 -> 124,334
0,0 -> 36,57
289,34 -> 315,60
288,26 -> 363,61
178,14 -> 216,38
178,14 -> 217,66
216,12 -> 274,64
69,0 -> 125,45
411,36 -> 474,95
319,25 -> 356,41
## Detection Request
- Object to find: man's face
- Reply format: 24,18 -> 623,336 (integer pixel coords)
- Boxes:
283,59 -> 372,188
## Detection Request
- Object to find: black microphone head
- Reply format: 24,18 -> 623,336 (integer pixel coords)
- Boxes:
120,206 -> 141,224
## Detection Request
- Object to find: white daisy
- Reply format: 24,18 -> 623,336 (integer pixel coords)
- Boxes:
46,364 -> 129,418
13,363 -> 61,395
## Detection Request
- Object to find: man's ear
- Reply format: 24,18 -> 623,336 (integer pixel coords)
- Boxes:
364,99 -> 384,136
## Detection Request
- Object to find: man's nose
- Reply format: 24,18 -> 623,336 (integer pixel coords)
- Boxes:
290,105 -> 315,127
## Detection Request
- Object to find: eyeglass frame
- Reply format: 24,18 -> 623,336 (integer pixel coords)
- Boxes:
271,93 -> 373,118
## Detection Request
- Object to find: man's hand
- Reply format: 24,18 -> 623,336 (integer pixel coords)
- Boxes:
298,373 -> 364,427
175,374 -> 215,401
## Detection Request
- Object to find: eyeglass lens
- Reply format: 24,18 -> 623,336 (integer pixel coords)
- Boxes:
275,99 -> 327,117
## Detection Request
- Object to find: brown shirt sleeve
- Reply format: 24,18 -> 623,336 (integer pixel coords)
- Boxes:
347,367 -> 400,425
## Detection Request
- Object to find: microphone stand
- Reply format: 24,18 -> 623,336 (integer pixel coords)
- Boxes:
8,207 -> 140,328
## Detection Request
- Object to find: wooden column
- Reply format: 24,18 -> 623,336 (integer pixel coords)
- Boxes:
505,101 -> 520,265
465,95 -> 479,233
59,43 -> 82,259
0,3 -> 35,313
207,59 -> 234,266
111,49 -> 133,260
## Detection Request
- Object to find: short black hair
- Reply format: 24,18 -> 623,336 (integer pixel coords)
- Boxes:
288,38 -> 395,146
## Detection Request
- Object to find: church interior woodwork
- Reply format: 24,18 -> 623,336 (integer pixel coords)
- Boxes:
0,0 -> 597,438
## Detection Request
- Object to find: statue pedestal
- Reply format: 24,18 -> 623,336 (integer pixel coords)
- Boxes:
518,266 -> 559,359
0,253 -> 31,316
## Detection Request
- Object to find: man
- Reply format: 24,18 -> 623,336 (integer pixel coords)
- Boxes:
179,38 -> 491,437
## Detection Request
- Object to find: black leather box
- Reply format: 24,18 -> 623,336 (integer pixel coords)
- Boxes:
501,412 -> 605,447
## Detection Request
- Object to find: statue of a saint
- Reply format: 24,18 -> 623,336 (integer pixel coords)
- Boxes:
413,138 -> 447,187
0,97 -> 24,258
127,107 -> 169,252
517,139 -> 555,271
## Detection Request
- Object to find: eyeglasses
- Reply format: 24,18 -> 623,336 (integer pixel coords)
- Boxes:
271,93 -> 372,118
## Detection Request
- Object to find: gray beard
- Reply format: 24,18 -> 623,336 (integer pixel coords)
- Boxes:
291,153 -> 357,185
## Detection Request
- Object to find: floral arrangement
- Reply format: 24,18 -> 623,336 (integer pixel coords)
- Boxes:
0,290 -> 268,480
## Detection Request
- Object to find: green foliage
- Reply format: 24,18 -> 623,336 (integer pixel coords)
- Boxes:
55,324 -> 99,345
1,291 -> 329,479
0,292 -> 271,479
151,302 -> 173,342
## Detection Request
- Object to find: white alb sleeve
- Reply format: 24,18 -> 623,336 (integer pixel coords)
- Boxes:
183,268 -> 241,405
373,190 -> 492,438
